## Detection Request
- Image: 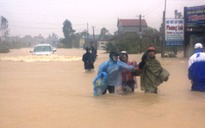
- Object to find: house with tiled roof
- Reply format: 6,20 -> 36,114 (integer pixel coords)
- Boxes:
117,19 -> 148,35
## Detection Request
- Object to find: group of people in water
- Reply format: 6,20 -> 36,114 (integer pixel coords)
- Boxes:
83,46 -> 170,95
96,47 -> 169,95
83,42 -> 205,96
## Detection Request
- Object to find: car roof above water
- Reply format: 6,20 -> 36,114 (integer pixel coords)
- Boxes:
34,44 -> 53,47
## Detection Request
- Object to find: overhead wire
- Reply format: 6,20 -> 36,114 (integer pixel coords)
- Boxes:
141,0 -> 164,16
2,0 -> 204,37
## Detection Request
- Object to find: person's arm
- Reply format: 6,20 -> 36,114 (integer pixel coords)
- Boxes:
139,61 -> 145,69
188,63 -> 193,80
139,52 -> 147,69
188,56 -> 194,80
97,61 -> 108,75
118,61 -> 134,71
82,54 -> 86,62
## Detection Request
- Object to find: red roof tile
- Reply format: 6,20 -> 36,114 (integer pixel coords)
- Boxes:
118,19 -> 147,27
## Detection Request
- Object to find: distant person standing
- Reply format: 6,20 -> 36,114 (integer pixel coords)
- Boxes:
188,43 -> 205,92
140,47 -> 170,93
82,47 -> 95,71
91,46 -> 97,61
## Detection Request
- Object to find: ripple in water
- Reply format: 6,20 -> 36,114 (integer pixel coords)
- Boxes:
0,55 -> 81,62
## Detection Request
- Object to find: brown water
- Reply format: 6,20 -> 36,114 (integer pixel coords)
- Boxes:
0,48 -> 205,128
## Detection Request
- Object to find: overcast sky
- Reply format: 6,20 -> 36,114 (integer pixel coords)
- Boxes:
0,0 -> 205,38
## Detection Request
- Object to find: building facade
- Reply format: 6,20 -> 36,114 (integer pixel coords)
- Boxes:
117,19 -> 148,35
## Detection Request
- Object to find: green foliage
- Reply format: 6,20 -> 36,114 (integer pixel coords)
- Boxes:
0,41 -> 9,53
60,38 -> 72,48
1,16 -> 9,41
104,27 -> 161,54
104,42 -> 119,53
80,30 -> 88,39
0,47 -> 9,53
142,27 -> 161,52
105,33 -> 139,54
99,27 -> 109,40
72,33 -> 81,48
63,19 -> 75,38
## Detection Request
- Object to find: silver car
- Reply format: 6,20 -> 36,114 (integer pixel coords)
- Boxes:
30,44 -> 57,55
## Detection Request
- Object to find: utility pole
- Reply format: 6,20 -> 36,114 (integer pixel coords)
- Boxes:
92,26 -> 95,40
92,26 -> 96,48
86,23 -> 89,47
139,14 -> 142,32
161,0 -> 167,57
137,14 -> 143,53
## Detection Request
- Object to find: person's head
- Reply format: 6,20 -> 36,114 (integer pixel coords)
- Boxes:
91,46 -> 95,50
147,47 -> 156,58
109,52 -> 119,62
85,47 -> 91,53
119,51 -> 128,62
194,43 -> 203,53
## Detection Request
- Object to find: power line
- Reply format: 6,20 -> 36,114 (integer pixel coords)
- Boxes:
9,25 -> 61,30
142,2 -> 163,16
142,0 -> 164,16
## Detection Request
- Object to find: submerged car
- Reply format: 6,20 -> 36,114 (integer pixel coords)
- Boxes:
30,44 -> 57,55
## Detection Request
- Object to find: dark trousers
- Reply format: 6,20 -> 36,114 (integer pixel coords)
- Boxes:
102,85 -> 115,94
122,80 -> 135,92
84,62 -> 94,70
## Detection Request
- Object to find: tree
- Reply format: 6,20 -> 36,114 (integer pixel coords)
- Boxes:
142,27 -> 161,52
105,33 -> 139,54
99,27 -> 109,40
22,35 -> 33,47
0,16 -> 9,53
72,33 -> 81,48
0,16 -> 9,40
79,29 -> 89,48
104,27 -> 161,54
80,29 -> 89,39
47,33 -> 59,47
62,19 -> 75,48
174,10 -> 183,19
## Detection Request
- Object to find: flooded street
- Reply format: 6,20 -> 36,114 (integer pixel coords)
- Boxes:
0,48 -> 205,128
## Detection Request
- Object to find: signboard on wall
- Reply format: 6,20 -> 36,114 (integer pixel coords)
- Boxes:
165,19 -> 184,46
184,5 -> 205,26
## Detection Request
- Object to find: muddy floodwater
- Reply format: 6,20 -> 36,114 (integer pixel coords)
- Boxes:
0,48 -> 205,128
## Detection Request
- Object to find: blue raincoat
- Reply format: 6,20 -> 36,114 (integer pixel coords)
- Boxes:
93,72 -> 108,96
97,57 -> 134,87
188,49 -> 205,91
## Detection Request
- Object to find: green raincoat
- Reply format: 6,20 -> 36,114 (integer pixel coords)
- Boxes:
140,57 -> 170,92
